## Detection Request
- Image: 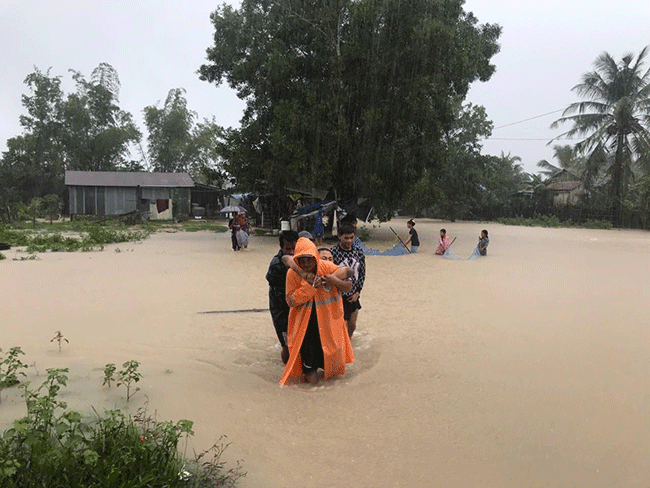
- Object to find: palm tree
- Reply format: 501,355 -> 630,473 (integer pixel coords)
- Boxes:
551,47 -> 650,225
536,145 -> 585,178
526,172 -> 547,191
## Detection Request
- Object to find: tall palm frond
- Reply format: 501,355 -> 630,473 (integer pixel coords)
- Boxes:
536,159 -> 560,178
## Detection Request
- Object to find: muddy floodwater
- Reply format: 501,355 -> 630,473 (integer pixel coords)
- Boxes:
2,218 -> 650,487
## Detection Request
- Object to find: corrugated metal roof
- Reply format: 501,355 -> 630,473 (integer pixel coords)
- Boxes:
546,180 -> 582,191
65,171 -> 194,187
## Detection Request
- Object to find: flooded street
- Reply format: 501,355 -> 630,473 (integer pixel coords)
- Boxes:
2,219 -> 650,487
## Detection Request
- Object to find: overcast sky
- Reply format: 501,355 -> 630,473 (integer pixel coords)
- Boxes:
1,0 -> 648,174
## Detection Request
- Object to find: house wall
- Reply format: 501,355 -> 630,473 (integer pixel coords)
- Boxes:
149,200 -> 173,220
68,186 -> 192,217
69,186 -> 138,216
141,187 -> 172,200
553,188 -> 584,206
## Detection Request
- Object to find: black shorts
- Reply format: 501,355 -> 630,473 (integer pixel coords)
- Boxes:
301,304 -> 324,374
343,298 -> 362,321
269,305 -> 289,348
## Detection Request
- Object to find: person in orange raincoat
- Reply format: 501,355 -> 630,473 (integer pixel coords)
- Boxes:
280,237 -> 355,386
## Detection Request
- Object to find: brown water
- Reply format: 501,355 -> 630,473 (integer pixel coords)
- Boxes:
2,219 -> 650,487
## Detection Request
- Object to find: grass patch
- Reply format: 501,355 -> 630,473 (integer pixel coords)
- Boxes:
178,221 -> 228,233
0,252 -> 4,260
1,223 -> 150,253
0,368 -> 244,487
1,219 -> 227,256
496,216 -> 613,230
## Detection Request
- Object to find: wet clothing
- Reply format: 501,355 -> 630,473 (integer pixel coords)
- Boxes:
266,250 -> 290,347
343,298 -> 362,321
237,229 -> 249,248
313,209 -> 324,239
228,218 -> 237,250
230,213 -> 250,250
409,228 -> 420,247
330,243 -> 365,300
301,304 -> 324,373
280,238 -> 354,385
479,236 -> 489,256
435,235 -> 450,255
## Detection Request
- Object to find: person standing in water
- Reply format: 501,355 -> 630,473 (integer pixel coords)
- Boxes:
435,228 -> 450,255
313,208 -> 324,246
478,229 -> 489,256
330,223 -> 365,339
265,230 -> 299,364
403,219 -> 420,253
228,212 -> 241,251
280,237 -> 354,386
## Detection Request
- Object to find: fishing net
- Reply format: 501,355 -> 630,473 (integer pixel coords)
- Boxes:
357,241 -> 409,256
442,247 -> 460,260
379,244 -> 410,256
468,245 -> 481,260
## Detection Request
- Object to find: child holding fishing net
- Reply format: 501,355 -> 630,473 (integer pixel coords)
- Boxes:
403,219 -> 420,253
435,229 -> 450,255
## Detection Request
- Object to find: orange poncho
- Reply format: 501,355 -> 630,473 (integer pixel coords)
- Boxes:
279,238 -> 354,386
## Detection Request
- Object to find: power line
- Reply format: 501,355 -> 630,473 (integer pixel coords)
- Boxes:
492,109 -> 565,130
486,137 -> 578,141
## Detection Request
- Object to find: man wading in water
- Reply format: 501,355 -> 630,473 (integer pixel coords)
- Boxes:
331,223 -> 366,338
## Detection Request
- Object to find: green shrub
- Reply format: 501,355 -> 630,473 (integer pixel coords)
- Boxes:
357,227 -> 371,242
582,219 -> 613,229
1,224 -> 150,254
497,215 -> 613,230
0,252 -> 4,261
180,221 -> 228,233
0,369 -> 245,487
0,227 -> 30,247
0,347 -> 28,402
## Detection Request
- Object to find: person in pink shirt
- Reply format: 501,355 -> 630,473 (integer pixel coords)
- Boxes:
435,228 -> 450,255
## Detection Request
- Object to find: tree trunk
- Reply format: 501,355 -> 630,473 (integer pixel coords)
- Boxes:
612,132 -> 625,227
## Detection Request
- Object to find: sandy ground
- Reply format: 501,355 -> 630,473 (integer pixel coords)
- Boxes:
2,218 -> 650,487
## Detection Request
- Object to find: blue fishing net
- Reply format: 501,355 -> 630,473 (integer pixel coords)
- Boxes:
468,245 -> 481,260
357,241 -> 409,256
442,247 -> 460,260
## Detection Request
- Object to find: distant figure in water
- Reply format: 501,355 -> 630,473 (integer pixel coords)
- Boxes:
478,229 -> 489,256
435,228 -> 450,255
403,219 -> 419,253
313,208 -> 324,246
280,237 -> 354,386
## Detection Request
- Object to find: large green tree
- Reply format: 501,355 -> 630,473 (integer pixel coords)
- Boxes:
2,68 -> 67,201
552,47 -> 650,225
143,88 -> 196,173
0,65 -> 141,208
199,0 -> 500,218
62,63 -> 141,171
407,100 -> 493,219
143,89 -> 227,181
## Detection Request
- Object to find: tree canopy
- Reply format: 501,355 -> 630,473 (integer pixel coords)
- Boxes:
143,88 -> 228,181
0,65 -> 141,206
199,0 -> 501,218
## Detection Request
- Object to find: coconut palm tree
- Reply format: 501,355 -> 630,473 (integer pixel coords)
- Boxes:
536,145 -> 585,178
526,172 -> 547,191
551,47 -> 650,225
